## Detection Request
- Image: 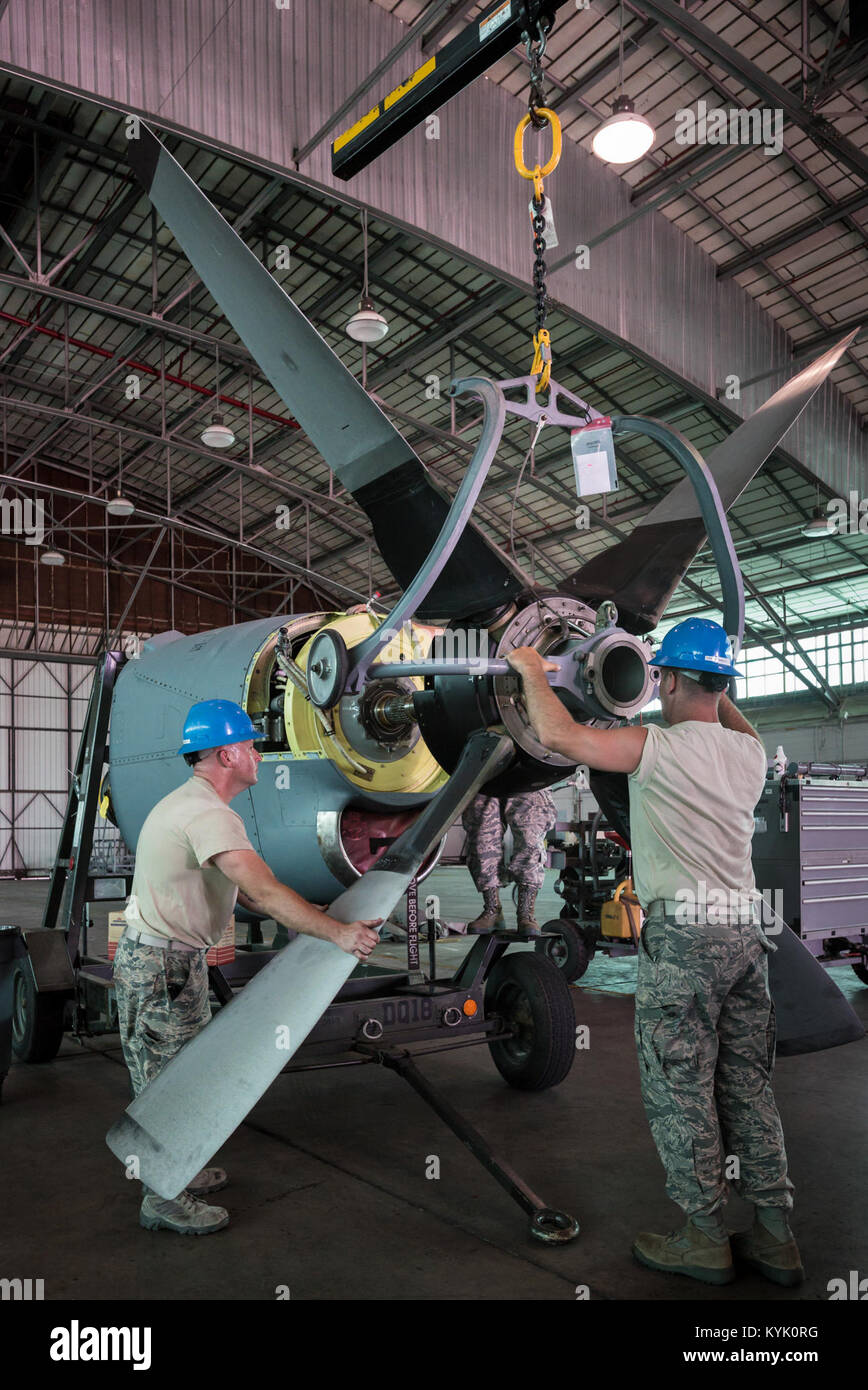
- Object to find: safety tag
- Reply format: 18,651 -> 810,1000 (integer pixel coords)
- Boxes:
571,418 -> 618,497
479,0 -> 511,42
528,195 -> 558,249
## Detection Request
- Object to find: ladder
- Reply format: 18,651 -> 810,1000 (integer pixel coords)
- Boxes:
40,652 -> 124,959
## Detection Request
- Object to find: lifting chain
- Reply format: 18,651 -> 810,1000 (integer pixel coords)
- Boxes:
514,18 -> 561,396
525,17 -> 549,129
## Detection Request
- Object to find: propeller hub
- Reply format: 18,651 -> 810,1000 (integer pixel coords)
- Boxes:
338,679 -> 421,759
489,597 -> 656,762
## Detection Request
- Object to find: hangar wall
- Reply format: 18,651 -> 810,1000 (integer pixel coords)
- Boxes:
751,694 -> 868,763
0,652 -> 92,873
0,0 -> 862,494
760,718 -> 868,763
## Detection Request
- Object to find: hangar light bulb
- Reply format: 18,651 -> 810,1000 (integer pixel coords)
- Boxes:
346,296 -> 389,343
201,413 -> 236,448
40,547 -> 65,565
592,95 -> 655,164
802,508 -> 832,537
106,492 -> 135,517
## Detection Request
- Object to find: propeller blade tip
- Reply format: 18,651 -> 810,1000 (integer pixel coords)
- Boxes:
125,122 -> 160,193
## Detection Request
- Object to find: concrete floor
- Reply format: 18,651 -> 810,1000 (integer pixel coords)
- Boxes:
2,870 -> 867,1302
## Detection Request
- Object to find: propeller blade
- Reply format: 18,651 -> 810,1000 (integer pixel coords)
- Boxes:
125,126 -> 525,619
766,909 -> 865,1055
106,728 -> 513,1200
565,331 -> 859,633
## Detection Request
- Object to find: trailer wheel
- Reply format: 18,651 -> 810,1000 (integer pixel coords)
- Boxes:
485,952 -> 575,1091
852,962 -> 868,986
11,961 -> 66,1062
536,919 -> 592,981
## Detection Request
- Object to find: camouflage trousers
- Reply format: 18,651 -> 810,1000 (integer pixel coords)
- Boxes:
635,909 -> 794,1225
462,790 -> 557,892
113,935 -> 211,1099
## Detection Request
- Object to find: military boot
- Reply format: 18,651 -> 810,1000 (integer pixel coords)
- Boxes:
632,1221 -> 735,1285
732,1209 -> 804,1287
467,889 -> 504,934
140,1189 -> 229,1235
516,885 -> 541,937
187,1166 -> 229,1197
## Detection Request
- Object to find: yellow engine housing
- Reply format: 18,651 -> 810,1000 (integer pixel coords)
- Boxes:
285,612 -> 448,796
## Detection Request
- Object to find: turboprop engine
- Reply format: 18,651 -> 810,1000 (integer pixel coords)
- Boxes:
107,592 -> 657,904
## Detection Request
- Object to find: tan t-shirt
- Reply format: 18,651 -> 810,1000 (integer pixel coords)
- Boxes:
627,721 -> 767,920
124,776 -> 254,947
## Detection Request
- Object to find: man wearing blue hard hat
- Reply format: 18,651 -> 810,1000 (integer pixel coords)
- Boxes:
507,618 -> 800,1289
113,698 -> 380,1238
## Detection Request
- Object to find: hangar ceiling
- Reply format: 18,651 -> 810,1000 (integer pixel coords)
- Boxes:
0,1 -> 866,705
374,0 -> 868,420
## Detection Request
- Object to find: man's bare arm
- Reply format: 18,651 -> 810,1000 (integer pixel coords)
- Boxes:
505,647 -> 648,773
236,888 -> 265,915
210,849 -> 380,959
718,693 -> 763,745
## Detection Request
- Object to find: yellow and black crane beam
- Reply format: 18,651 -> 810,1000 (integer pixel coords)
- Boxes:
331,0 -> 571,181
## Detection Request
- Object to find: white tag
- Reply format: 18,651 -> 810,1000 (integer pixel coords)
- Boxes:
528,195 -> 558,249
479,1 -> 511,42
571,420 -> 618,497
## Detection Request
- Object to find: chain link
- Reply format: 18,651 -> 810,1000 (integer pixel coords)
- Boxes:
519,14 -> 555,389
522,19 -> 552,338
531,197 -> 547,338
523,20 -> 549,128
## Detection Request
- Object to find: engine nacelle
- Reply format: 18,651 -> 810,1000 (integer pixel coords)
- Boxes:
108,612 -> 446,904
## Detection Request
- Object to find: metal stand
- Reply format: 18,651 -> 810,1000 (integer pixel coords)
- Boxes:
40,652 -> 124,957
375,1046 -> 580,1244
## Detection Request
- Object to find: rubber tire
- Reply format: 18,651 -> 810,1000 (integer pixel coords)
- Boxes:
536,919 -> 592,981
851,962 -> 868,986
11,961 -> 67,1062
485,952 -> 575,1091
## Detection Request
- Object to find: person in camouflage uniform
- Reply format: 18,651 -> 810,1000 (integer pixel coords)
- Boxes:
505,620 -> 802,1289
634,909 -> 794,1283
462,789 -> 557,935
115,698 -> 380,1238
113,938 -> 210,1099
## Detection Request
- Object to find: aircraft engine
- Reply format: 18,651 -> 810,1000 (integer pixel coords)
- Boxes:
108,610 -> 448,905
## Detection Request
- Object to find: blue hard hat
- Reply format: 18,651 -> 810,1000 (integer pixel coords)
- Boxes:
651,618 -> 741,678
177,699 -> 266,755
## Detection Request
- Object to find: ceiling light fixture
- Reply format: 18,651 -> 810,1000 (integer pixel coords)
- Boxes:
346,209 -> 389,343
40,546 -> 65,565
106,493 -> 135,517
106,433 -> 135,517
201,343 -> 236,447
802,506 -> 832,538
346,295 -> 390,343
200,413 -> 236,448
592,2 -> 655,165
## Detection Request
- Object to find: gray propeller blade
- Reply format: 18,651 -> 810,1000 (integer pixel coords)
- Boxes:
106,728 -> 513,1199
125,126 -> 525,619
766,907 -> 865,1055
565,330 -> 859,633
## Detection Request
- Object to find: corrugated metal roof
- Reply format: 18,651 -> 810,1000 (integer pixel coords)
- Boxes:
0,1 -> 865,667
